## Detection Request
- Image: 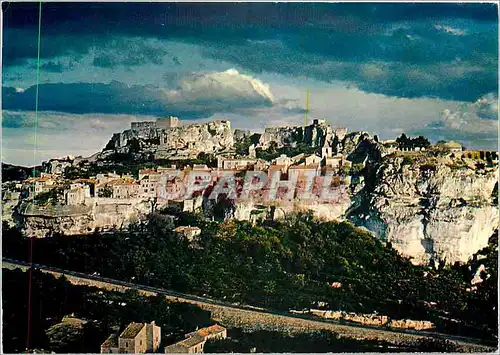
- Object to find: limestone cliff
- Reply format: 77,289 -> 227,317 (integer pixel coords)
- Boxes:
19,198 -> 151,238
349,155 -> 499,265
259,120 -> 340,149
101,120 -> 234,160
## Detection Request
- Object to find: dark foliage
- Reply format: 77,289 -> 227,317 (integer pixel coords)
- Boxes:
205,329 -> 462,353
2,163 -> 41,182
396,134 -> 431,149
2,269 -> 212,353
3,215 -> 497,342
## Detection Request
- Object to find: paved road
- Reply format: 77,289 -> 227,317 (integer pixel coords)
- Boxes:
3,257 -> 496,351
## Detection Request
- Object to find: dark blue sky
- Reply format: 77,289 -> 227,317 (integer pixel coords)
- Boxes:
2,2 -> 498,165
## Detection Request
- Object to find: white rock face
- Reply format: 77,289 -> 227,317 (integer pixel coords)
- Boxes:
20,198 -> 151,237
104,120 -> 234,159
161,120 -> 233,153
358,156 -> 498,265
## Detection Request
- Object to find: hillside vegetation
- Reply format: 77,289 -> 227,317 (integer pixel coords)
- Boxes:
3,212 -> 497,342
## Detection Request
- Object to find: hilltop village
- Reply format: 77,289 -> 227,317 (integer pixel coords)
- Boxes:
3,116 -> 498,264
3,117 -> 499,354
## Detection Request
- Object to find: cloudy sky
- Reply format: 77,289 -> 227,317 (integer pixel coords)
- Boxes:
2,2 -> 498,166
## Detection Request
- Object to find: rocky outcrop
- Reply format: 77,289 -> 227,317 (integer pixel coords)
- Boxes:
306,309 -> 434,331
2,190 -> 21,228
102,120 -> 234,160
259,120 -> 341,149
350,155 -> 499,265
19,198 -> 151,237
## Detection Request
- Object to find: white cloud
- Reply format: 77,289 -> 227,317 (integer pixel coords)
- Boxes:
166,68 -> 275,105
434,24 -> 466,36
414,93 -> 498,150
473,93 -> 498,120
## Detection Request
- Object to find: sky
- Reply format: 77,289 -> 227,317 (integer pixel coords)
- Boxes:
2,2 -> 498,166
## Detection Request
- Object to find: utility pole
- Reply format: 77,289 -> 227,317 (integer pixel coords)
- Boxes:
304,89 -> 310,126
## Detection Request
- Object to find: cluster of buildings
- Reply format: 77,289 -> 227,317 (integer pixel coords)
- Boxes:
18,130 -> 497,210
23,144 -> 356,208
100,322 -> 227,354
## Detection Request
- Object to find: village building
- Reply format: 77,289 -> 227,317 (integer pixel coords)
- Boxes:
435,141 -> 463,152
248,144 -> 256,158
157,166 -> 178,175
183,166 -> 213,188
324,153 -> 344,168
25,176 -> 57,197
140,174 -> 161,199
158,175 -> 185,200
288,164 -> 321,182
65,184 -> 91,205
138,169 -> 161,181
304,154 -> 322,166
273,154 -> 293,168
101,321 -> 161,354
95,172 -> 122,185
217,157 -> 257,170
267,164 -> 288,179
168,196 -> 203,213
290,153 -> 305,164
253,159 -> 268,171
111,180 -> 139,199
164,325 -> 227,354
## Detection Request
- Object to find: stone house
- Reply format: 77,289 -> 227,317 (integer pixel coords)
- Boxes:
288,164 -> 321,182
101,321 -> 161,354
111,180 -> 139,199
435,141 -> 463,152
139,169 -> 161,181
304,154 -> 322,166
273,154 -> 293,168
253,159 -> 268,171
140,174 -> 161,199
168,196 -> 202,213
324,153 -> 344,168
158,175 -> 185,201
165,325 -> 227,354
28,176 -> 55,196
321,145 -> 333,159
219,158 -> 257,170
174,226 -> 201,240
65,184 -> 91,205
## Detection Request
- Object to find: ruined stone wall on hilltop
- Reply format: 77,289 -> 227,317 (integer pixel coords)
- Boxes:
103,120 -> 234,159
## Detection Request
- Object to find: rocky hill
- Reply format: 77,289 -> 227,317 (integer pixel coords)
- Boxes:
100,119 -> 234,161
12,117 -> 498,266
